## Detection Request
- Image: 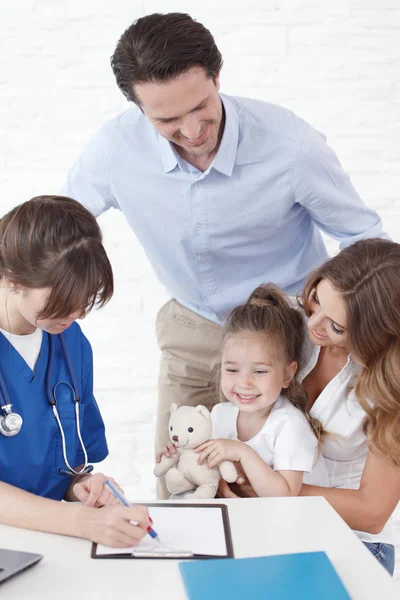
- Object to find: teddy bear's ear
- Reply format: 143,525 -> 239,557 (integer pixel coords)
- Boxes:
196,405 -> 211,420
170,403 -> 178,413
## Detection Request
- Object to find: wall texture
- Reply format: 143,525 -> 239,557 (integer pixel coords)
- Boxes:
1,0 -> 399,578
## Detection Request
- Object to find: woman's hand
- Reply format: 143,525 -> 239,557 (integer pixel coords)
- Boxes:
72,473 -> 122,507
217,479 -> 240,498
195,438 -> 247,468
155,440 -> 179,463
81,503 -> 151,548
217,462 -> 258,498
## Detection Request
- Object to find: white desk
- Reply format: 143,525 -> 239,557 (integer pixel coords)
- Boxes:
0,497 -> 396,599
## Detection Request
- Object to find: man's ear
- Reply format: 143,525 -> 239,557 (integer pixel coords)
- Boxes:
214,72 -> 221,92
196,405 -> 211,420
282,361 -> 297,388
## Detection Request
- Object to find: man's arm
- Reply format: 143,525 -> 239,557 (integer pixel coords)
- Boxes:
61,127 -> 118,217
291,126 -> 389,248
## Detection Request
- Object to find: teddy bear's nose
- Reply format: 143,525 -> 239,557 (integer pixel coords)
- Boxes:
172,435 -> 179,442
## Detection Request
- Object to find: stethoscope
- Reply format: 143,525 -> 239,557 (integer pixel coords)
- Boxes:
0,332 -> 93,476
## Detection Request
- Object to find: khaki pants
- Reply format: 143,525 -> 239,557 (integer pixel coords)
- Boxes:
155,299 -> 223,498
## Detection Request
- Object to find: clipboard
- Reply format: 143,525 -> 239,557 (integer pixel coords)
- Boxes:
91,503 -> 234,560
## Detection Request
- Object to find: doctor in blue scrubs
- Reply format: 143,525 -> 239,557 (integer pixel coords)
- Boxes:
0,195 -> 150,547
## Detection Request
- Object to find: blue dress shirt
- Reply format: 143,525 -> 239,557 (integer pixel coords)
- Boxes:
62,94 -> 386,324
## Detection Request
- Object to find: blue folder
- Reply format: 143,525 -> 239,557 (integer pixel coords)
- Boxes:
179,551 -> 351,600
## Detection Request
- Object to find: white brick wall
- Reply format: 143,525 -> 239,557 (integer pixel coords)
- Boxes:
1,0 -> 399,581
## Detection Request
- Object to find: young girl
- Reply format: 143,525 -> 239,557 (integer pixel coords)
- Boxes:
0,195 -> 150,547
159,284 -> 328,497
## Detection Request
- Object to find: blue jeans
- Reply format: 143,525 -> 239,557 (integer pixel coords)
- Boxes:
363,542 -> 395,576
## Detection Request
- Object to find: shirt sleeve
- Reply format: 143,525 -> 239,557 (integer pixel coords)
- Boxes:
61,127 -> 118,217
291,126 -> 390,248
272,413 -> 318,473
77,336 -> 109,464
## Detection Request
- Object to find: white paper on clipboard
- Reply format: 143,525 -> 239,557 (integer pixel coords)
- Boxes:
95,505 -> 229,557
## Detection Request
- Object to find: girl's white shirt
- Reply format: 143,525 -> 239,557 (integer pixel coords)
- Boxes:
211,396 -> 329,483
0,326 -> 43,372
299,337 -> 395,544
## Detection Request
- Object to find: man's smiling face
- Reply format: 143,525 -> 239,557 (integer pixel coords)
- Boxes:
134,67 -> 223,162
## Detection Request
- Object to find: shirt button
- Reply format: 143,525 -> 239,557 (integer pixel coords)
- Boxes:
210,287 -> 216,294
201,255 -> 207,261
195,223 -> 203,231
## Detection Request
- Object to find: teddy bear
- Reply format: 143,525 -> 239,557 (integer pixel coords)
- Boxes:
153,403 -> 238,499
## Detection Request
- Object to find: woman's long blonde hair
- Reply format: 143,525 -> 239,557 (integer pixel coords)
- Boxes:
301,238 -> 400,465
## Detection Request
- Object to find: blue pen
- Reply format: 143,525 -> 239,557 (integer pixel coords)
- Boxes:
104,479 -> 159,540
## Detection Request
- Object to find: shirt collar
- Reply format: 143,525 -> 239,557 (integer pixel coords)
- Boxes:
210,94 -> 239,177
157,93 -> 239,176
158,134 -> 180,174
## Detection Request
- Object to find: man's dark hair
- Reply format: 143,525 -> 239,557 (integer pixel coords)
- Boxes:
111,13 -> 223,104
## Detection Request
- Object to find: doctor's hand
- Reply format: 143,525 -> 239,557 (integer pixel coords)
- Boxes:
81,504 -> 151,548
72,473 -> 123,507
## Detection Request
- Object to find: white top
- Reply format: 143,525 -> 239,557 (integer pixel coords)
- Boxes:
299,339 -> 395,544
0,327 -> 43,371
211,396 -> 329,483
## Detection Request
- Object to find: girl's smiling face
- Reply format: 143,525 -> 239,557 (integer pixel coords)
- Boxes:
307,279 -> 348,349
221,331 -> 296,416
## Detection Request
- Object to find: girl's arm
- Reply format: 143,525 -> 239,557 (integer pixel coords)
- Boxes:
300,451 -> 400,533
195,439 -> 303,497
239,445 -> 303,497
0,481 -> 150,547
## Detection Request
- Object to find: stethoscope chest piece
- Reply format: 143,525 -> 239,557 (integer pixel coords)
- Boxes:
0,404 -> 23,437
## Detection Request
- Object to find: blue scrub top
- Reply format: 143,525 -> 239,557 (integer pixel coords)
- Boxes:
0,323 -> 108,500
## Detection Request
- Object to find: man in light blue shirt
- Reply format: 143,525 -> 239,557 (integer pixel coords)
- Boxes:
62,13 -> 387,497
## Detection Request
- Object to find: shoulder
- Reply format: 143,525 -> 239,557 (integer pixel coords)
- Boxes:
225,93 -> 313,145
61,322 -> 92,361
85,106 -> 156,158
271,395 -> 303,418
270,396 -> 315,434
101,105 -> 148,135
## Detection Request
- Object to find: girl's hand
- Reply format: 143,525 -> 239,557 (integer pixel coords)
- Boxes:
72,473 -> 122,507
195,439 -> 246,468
155,440 -> 179,463
82,504 -> 151,548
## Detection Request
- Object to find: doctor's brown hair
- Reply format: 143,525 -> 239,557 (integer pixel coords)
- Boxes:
301,238 -> 400,466
0,195 -> 113,319
221,284 -> 323,441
